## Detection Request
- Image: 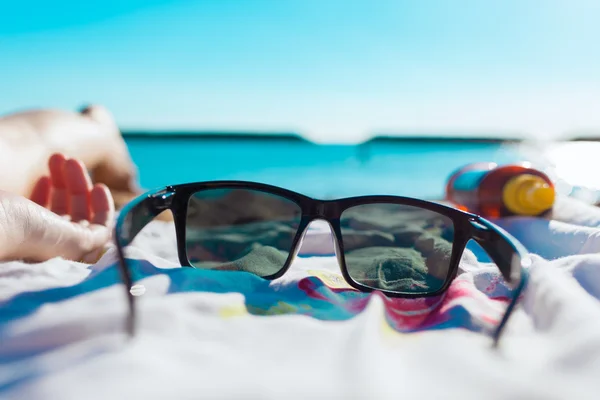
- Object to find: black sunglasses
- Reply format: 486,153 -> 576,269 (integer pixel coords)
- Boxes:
114,181 -> 529,346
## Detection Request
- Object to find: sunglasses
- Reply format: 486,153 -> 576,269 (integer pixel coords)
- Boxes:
114,181 -> 529,346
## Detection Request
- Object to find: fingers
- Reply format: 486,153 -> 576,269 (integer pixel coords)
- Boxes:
90,183 -> 115,226
0,195 -> 111,263
30,176 -> 51,207
48,153 -> 99,223
64,158 -> 93,222
59,220 -> 111,262
80,184 -> 115,263
1,153 -> 117,263
49,153 -> 68,215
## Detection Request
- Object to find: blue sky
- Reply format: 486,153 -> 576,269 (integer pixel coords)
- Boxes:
1,0 -> 600,142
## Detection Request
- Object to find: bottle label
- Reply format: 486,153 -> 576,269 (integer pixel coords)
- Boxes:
452,169 -> 487,191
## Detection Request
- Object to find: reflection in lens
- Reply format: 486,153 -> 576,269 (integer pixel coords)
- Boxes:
340,203 -> 455,294
185,188 -> 302,277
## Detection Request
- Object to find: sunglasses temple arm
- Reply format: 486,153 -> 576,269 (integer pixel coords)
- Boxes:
470,217 -> 530,346
492,265 -> 528,346
115,189 -> 174,337
115,229 -> 136,337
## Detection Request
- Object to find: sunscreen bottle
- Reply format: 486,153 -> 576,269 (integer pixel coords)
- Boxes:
445,162 -> 555,218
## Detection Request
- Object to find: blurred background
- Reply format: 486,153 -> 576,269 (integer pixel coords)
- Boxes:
2,0 -> 600,199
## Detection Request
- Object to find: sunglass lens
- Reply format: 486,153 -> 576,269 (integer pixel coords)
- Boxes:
340,203 -> 455,294
185,188 -> 302,277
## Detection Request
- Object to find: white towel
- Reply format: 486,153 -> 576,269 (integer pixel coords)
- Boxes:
1,195 -> 600,400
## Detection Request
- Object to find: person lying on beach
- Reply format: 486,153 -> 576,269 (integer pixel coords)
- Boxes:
0,105 -> 140,263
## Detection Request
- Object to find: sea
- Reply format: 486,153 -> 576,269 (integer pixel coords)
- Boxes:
123,134 -> 525,200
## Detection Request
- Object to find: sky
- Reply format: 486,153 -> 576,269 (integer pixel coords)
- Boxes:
1,0 -> 600,142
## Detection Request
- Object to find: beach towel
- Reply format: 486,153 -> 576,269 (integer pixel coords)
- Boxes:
1,195 -> 600,399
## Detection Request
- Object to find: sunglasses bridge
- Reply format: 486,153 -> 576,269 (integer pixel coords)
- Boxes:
305,200 -> 341,220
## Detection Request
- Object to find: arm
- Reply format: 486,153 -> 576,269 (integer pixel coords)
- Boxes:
0,105 -> 139,199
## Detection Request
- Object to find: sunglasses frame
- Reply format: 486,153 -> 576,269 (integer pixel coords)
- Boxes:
115,181 -> 529,346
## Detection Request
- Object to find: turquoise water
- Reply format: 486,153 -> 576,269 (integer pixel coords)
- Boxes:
124,136 -> 523,199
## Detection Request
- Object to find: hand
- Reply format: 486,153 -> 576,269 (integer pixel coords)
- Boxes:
0,153 -> 115,263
